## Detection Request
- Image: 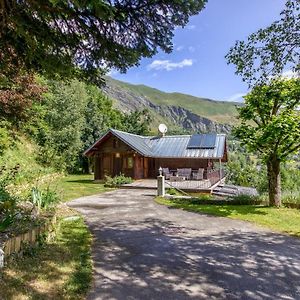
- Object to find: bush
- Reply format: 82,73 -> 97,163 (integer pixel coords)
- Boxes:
228,194 -> 263,205
104,174 -> 133,187
31,187 -> 60,211
281,191 -> 300,204
167,188 -> 180,195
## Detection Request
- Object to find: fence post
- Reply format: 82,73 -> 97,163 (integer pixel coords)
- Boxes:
0,249 -> 4,269
157,168 -> 165,197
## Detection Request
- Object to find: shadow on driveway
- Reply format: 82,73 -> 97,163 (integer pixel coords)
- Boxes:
88,218 -> 300,300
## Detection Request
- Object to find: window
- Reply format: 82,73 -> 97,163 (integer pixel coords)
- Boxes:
123,156 -> 134,169
128,157 -> 134,168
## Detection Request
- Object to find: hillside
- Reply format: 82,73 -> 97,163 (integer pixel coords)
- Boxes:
103,77 -> 241,134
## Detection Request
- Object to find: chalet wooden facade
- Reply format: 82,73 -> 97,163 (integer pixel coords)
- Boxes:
84,129 -> 228,182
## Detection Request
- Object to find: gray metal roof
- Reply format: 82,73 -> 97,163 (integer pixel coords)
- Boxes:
85,129 -> 226,159
110,129 -> 153,156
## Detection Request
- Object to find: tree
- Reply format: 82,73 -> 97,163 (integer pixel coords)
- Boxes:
0,73 -> 45,125
0,0 -> 206,84
36,80 -> 87,170
226,0 -> 300,86
122,109 -> 152,135
233,79 -> 300,206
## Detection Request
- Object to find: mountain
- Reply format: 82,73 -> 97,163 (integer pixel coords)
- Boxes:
103,77 -> 241,134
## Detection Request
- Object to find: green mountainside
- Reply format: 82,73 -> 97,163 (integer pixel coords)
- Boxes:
104,77 -> 241,133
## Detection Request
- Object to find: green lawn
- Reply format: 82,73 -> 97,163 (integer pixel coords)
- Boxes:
1,216 -> 92,300
156,197 -> 300,237
53,174 -> 110,202
0,174 -> 107,300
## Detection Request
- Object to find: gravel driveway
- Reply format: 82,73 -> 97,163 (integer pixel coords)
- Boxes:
68,189 -> 300,300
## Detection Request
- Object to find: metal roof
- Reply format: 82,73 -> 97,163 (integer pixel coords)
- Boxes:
84,129 -> 227,159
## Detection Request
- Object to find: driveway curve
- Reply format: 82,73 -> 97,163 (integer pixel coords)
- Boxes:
68,189 -> 300,300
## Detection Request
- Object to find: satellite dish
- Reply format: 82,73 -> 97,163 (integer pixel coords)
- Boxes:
158,124 -> 168,135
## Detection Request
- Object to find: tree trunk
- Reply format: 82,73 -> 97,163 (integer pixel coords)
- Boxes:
267,158 -> 281,207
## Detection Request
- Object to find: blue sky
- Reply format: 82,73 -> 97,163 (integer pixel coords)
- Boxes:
110,0 -> 286,102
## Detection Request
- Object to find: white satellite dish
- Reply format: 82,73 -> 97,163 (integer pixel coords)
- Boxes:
158,124 -> 168,135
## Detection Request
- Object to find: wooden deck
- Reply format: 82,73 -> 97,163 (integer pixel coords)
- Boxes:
121,179 -> 215,193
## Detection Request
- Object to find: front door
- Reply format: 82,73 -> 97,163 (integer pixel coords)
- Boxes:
113,156 -> 122,176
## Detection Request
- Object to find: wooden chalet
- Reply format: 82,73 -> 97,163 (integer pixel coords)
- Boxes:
84,129 -> 228,183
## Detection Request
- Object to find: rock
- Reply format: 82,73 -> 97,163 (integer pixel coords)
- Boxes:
102,80 -> 232,134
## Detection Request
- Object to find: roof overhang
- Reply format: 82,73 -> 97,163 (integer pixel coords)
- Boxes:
83,129 -> 148,157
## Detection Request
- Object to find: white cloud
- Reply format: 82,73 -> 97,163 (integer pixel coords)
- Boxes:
147,59 -> 193,71
226,93 -> 246,102
176,46 -> 184,51
186,25 -> 196,30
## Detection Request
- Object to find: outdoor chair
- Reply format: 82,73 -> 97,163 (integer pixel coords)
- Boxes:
192,168 -> 204,180
177,168 -> 192,180
162,168 -> 172,180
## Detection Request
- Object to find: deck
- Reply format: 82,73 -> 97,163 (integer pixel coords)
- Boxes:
121,178 -> 222,193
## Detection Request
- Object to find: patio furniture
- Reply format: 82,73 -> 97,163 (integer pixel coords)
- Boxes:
170,175 -> 185,182
162,168 -> 172,180
177,168 -> 192,180
192,168 -> 204,180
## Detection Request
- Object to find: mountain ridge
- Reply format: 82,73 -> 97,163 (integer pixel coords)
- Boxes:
103,77 -> 240,134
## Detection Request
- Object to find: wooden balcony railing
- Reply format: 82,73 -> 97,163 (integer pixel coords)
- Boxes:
205,168 -> 225,185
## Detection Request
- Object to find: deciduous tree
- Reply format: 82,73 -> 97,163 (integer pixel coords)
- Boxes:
226,0 -> 300,86
234,79 -> 300,206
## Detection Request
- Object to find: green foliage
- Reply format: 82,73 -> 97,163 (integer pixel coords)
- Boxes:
35,80 -> 87,171
0,134 -> 54,188
25,78 -> 152,173
233,79 -> 300,206
281,163 -> 300,192
228,194 -> 262,205
31,187 -> 59,211
226,0 -> 300,85
234,79 -> 300,162
104,174 -> 133,187
226,152 -> 268,193
106,77 -> 240,125
0,214 -> 16,232
167,188 -> 179,195
0,122 -> 12,154
281,191 -> 300,204
1,0 -> 205,84
122,109 -> 152,135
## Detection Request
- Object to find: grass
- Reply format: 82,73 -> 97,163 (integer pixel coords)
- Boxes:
106,76 -> 240,125
156,197 -> 300,237
52,174 -> 110,202
0,174 -> 108,299
0,215 -> 92,300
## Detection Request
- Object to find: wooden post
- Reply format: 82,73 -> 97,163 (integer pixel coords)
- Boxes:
0,249 -> 4,268
157,175 -> 165,197
219,158 -> 222,181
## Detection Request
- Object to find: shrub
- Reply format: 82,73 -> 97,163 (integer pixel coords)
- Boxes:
31,187 -> 60,211
167,188 -> 179,195
228,194 -> 263,205
104,174 -> 133,187
281,191 -> 300,204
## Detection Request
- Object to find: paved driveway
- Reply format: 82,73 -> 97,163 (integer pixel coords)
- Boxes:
68,189 -> 300,300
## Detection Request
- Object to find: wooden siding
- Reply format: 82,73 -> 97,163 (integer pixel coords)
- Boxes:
92,134 -> 140,179
91,133 -> 223,180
